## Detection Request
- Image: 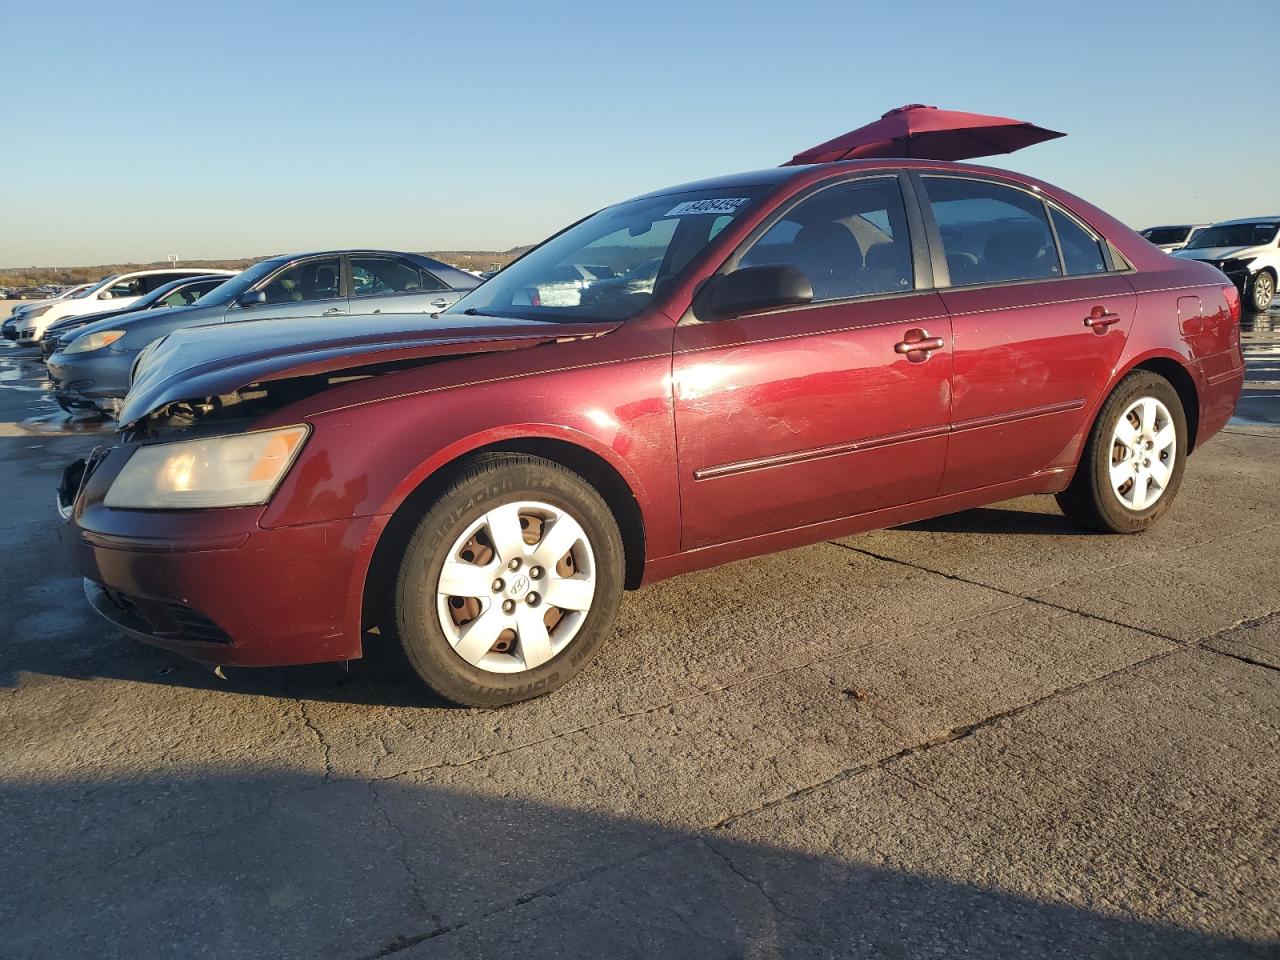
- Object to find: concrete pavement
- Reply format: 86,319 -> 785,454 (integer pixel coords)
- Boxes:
0,307 -> 1277,959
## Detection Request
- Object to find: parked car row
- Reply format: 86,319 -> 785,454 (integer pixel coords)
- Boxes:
4,252 -> 481,415
53,154 -> 1244,707
1142,217 -> 1279,311
0,283 -> 77,300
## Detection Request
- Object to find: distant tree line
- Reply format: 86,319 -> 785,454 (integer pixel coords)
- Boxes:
0,247 -> 533,288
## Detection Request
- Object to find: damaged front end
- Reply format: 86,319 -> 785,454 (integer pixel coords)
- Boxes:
128,356 -> 450,441
117,312 -> 620,439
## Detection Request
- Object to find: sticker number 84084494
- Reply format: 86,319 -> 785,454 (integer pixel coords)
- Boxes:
664,198 -> 751,217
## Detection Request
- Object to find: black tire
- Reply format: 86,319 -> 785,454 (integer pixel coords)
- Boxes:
1248,270 -> 1275,313
1056,371 -> 1188,534
389,453 -> 624,707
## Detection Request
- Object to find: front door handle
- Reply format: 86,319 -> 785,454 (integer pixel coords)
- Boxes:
1084,305 -> 1121,332
894,328 -> 946,362
322,307 -> 342,316
430,298 -> 450,309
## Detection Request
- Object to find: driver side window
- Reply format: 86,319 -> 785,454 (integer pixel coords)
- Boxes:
260,258 -> 342,304
105,278 -> 144,298
739,178 -> 915,302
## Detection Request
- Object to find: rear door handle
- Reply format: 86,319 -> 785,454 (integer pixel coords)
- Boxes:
322,307 -> 342,316
1084,305 -> 1121,330
894,328 -> 946,361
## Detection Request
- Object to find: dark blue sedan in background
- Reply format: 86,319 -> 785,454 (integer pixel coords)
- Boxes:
47,249 -> 482,415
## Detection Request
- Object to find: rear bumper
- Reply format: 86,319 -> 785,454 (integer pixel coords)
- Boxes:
64,467 -> 388,666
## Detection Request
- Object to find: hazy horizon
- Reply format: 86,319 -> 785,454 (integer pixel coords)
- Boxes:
3,0 -> 1275,267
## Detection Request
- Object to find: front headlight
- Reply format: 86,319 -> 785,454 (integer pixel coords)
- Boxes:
26,304 -> 53,319
104,425 -> 310,509
1220,257 -> 1256,272
62,330 -> 125,354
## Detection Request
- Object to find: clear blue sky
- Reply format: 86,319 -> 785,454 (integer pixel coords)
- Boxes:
1,0 -> 1274,267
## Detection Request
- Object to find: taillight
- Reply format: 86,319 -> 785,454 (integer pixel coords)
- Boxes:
1223,284 -> 1241,326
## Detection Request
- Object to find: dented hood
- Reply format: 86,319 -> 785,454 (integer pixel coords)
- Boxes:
120,312 -> 619,426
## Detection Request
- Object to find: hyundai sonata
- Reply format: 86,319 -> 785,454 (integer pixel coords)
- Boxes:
60,159 -> 1244,705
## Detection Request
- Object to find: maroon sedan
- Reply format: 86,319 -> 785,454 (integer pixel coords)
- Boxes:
60,159 -> 1244,706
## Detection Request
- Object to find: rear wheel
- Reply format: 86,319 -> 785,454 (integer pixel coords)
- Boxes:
1248,270 -> 1275,313
1056,371 -> 1187,533
390,453 -> 624,707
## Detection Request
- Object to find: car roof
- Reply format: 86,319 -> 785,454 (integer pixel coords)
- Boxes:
116,268 -> 220,276
256,248 -> 455,261
248,249 -> 478,285
629,158 -> 1064,202
1212,216 -> 1280,225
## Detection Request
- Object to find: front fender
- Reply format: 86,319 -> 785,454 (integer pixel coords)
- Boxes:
256,336 -> 679,560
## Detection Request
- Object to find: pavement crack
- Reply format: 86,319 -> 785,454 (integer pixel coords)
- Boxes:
367,780 -> 434,921
700,838 -> 827,950
377,600 -> 1028,788
710,644 -> 1184,832
700,836 -> 772,904
1200,645 -> 1280,674
356,835 -> 690,959
829,540 -> 1183,643
1202,608 -> 1280,641
296,699 -> 334,780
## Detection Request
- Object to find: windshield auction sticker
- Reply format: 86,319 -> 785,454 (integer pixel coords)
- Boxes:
665,198 -> 751,217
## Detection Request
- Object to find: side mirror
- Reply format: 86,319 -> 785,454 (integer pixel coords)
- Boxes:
98,291 -> 113,300
700,265 -> 813,320
239,290 -> 267,307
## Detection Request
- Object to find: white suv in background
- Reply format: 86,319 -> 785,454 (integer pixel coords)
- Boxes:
1173,217 -> 1280,313
14,268 -> 218,344
1140,223 -> 1208,253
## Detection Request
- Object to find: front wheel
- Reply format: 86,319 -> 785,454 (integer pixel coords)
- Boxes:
1248,270 -> 1275,313
390,453 -> 624,707
1056,371 -> 1187,533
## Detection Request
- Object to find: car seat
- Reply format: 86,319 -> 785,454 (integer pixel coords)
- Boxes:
792,223 -> 863,300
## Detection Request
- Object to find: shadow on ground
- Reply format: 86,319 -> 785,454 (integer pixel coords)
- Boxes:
1,770 -> 1272,960
897,504 -> 1094,536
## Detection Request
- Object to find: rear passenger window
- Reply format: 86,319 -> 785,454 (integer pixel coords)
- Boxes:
351,258 -> 443,297
1049,207 -> 1108,275
738,177 -> 914,301
923,177 -> 1059,286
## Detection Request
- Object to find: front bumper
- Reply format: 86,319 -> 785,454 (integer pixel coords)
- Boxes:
60,447 -> 387,667
47,350 -> 132,414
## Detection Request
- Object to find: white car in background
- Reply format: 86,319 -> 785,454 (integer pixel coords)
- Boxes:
14,268 -> 217,344
1173,217 -> 1280,313
3,282 -> 96,339
1140,223 -> 1208,253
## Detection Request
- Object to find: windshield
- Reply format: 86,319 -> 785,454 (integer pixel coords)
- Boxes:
448,187 -> 766,322
1187,222 -> 1279,250
195,259 -> 286,306
1142,227 -> 1191,245
72,276 -> 117,298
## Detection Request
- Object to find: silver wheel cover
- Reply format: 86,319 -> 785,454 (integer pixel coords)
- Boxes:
1108,396 -> 1177,512
435,500 -> 596,674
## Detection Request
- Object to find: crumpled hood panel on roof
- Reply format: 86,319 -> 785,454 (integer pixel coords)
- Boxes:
119,312 -> 620,427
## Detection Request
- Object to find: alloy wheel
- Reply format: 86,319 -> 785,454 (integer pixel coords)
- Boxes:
1253,272 -> 1274,312
435,500 -> 596,674
1108,396 -> 1176,512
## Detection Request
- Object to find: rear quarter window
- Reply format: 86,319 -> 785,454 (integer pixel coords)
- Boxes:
923,177 -> 1060,286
